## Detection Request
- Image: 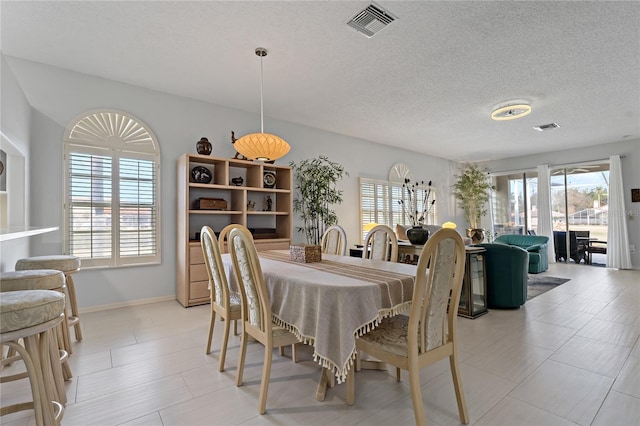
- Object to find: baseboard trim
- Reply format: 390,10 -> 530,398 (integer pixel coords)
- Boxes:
78,295 -> 177,314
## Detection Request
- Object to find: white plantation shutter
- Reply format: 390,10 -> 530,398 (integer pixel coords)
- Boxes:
118,156 -> 157,258
64,110 -> 160,268
359,177 -> 437,243
67,149 -> 113,262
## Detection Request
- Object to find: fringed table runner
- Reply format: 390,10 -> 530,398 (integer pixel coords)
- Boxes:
224,250 -> 416,383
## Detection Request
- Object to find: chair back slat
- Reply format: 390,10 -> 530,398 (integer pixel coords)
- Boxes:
200,226 -> 229,307
363,225 -> 398,262
229,226 -> 271,332
410,229 -> 465,354
321,225 -> 347,256
218,224 -> 235,254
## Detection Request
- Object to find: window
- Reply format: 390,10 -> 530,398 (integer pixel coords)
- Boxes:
64,110 -> 160,268
490,172 -> 539,237
359,177 -> 436,243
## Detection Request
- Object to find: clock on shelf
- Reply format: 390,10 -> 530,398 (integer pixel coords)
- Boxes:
263,171 -> 276,188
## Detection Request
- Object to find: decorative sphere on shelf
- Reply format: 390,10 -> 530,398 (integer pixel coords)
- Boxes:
196,137 -> 212,155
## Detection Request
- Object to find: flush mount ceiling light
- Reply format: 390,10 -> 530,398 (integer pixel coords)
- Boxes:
490,104 -> 532,121
234,47 -> 290,162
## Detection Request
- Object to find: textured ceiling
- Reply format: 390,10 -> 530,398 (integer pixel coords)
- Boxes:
1,1 -> 639,161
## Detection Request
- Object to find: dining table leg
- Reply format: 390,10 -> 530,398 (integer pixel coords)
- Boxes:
315,367 -> 337,401
315,368 -> 329,401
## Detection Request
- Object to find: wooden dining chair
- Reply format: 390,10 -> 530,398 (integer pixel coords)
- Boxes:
200,226 -> 242,371
362,224 -> 398,262
349,228 -> 469,426
321,225 -> 347,255
228,225 -> 299,415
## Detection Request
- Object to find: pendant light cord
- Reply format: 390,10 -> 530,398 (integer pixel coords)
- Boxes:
260,53 -> 264,133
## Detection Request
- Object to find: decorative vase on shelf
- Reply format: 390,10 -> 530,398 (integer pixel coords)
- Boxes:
466,228 -> 485,244
407,226 -> 429,245
196,137 -> 212,155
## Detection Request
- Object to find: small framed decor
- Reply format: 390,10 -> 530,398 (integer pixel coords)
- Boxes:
632,188 -> 640,203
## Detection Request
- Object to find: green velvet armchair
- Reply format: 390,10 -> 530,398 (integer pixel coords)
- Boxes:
475,243 -> 529,309
493,234 -> 549,274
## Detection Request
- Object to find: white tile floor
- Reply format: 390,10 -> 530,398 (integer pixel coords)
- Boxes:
2,262 -> 639,425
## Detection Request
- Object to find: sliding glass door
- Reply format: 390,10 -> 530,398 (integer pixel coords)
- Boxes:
550,164 -> 609,264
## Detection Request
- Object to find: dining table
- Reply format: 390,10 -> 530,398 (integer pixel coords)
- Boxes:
221,249 -> 416,401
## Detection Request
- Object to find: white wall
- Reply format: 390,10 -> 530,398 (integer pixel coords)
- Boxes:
479,140 -> 640,269
5,56 -> 458,310
0,55 -> 32,271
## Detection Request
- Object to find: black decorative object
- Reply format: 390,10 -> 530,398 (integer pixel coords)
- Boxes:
263,171 -> 276,188
406,226 -> 429,245
191,166 -> 212,183
231,176 -> 244,186
196,137 -> 212,155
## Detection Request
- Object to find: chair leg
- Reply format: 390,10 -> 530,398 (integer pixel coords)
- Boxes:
219,313 -> 231,372
38,330 -> 62,424
15,338 -> 47,426
65,274 -> 83,341
279,346 -> 285,356
206,310 -> 216,354
258,346 -> 273,414
236,329 -> 248,387
58,299 -> 73,356
408,361 -> 426,426
449,353 -> 469,424
53,324 -> 72,381
233,319 -> 238,336
346,368 -> 355,406
396,367 -> 402,382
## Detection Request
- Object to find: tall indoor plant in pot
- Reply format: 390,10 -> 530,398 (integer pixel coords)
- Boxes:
290,156 -> 348,245
398,178 -> 436,245
451,163 -> 494,243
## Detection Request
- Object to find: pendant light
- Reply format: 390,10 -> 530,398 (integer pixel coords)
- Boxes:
234,47 -> 290,162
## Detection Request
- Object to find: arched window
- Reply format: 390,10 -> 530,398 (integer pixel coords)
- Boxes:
63,110 -> 160,268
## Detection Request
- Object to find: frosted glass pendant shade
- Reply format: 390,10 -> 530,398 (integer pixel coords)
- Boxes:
234,132 -> 290,161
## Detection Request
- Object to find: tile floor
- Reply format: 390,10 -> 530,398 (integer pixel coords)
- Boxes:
1,262 -> 639,425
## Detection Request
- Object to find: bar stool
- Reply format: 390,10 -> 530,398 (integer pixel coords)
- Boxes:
1,290 -> 66,425
16,255 -> 83,343
1,269 -> 73,380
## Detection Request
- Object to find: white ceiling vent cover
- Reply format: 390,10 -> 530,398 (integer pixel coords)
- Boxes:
533,122 -> 561,131
347,3 -> 397,38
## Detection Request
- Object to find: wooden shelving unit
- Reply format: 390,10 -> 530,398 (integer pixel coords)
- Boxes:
176,154 -> 292,307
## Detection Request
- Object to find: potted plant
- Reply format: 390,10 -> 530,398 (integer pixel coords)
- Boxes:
398,178 -> 435,244
451,163 -> 495,243
290,156 -> 348,245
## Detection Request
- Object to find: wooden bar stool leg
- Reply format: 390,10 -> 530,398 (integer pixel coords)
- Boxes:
53,322 -> 73,381
64,274 -> 83,341
48,330 -> 68,405
3,340 -> 46,425
37,330 -> 62,425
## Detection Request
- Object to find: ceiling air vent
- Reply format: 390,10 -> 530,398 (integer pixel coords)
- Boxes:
533,122 -> 560,131
347,3 -> 397,38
